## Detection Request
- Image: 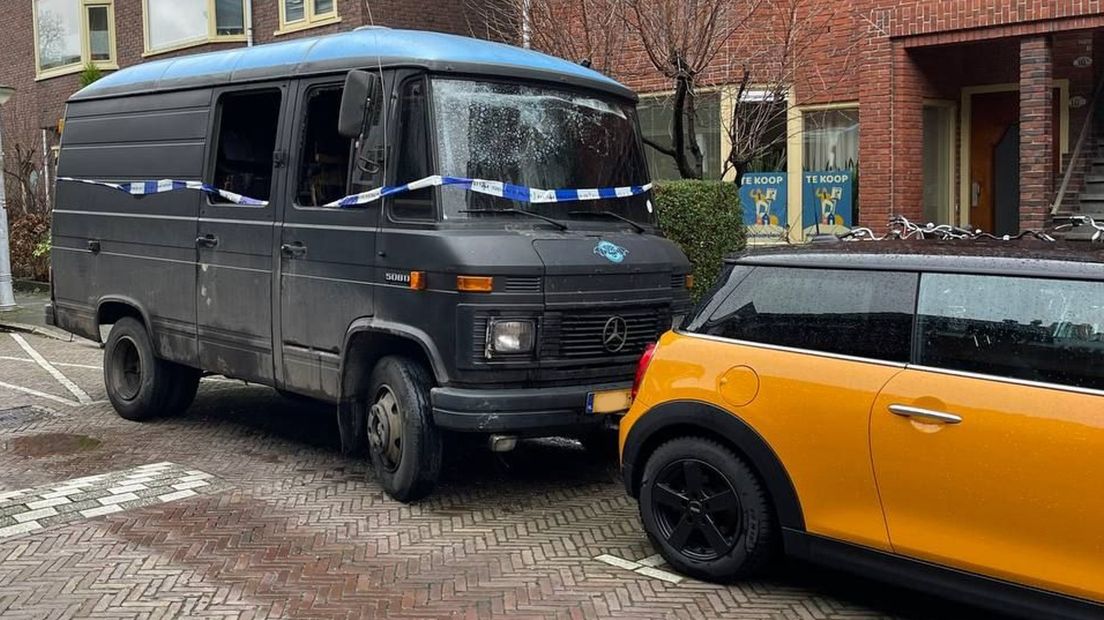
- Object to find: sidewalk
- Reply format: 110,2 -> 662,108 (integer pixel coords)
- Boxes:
0,282 -> 74,341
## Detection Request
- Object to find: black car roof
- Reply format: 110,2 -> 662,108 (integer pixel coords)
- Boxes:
729,239 -> 1104,281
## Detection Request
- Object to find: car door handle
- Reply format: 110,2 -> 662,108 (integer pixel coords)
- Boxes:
195,234 -> 219,248
280,242 -> 307,258
888,404 -> 963,425
87,239 -> 101,253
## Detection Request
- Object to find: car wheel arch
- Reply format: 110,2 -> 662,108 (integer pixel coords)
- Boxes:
623,400 -> 806,533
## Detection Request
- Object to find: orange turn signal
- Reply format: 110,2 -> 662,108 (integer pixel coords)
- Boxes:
684,274 -> 695,289
409,271 -> 426,290
457,275 -> 494,292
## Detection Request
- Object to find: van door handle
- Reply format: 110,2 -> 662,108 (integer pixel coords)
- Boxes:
280,242 -> 307,258
195,234 -> 219,248
888,404 -> 963,425
87,239 -> 101,253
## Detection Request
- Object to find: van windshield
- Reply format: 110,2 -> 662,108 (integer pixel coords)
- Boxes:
431,79 -> 653,225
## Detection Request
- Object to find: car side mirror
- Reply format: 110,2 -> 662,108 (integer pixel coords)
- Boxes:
338,69 -> 381,139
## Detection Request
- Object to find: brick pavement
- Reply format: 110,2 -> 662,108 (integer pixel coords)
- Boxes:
0,331 -> 1001,619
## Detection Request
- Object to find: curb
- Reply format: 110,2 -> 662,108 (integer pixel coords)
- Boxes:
0,320 -> 74,342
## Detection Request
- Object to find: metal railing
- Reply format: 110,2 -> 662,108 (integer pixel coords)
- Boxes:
1051,70 -> 1104,216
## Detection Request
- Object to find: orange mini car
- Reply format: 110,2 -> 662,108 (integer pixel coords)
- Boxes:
620,242 -> 1103,619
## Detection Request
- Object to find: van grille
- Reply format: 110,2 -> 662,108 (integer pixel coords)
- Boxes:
553,308 -> 664,358
670,274 -> 686,288
504,276 -> 542,293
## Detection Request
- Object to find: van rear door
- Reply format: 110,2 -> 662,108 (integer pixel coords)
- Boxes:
196,84 -> 289,384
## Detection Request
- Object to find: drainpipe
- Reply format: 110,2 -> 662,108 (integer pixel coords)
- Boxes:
0,85 -> 16,312
521,0 -> 531,49
41,129 -> 50,208
245,0 -> 254,47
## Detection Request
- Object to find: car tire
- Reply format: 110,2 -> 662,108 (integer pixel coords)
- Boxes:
639,437 -> 777,582
103,317 -> 190,421
366,356 -> 442,502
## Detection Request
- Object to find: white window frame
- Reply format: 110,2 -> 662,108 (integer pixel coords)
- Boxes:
142,0 -> 247,57
276,0 -> 341,36
33,0 -> 118,80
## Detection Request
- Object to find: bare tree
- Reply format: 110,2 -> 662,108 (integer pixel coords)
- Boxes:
464,0 -> 627,77
624,0 -> 760,179
720,0 -> 860,185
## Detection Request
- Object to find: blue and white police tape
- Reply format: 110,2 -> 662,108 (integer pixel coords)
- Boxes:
58,177 -> 269,206
58,175 -> 653,209
324,175 -> 653,208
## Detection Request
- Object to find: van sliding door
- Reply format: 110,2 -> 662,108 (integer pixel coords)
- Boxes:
196,83 -> 289,384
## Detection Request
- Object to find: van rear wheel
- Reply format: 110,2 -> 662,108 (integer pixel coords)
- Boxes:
639,437 -> 777,582
104,317 -> 198,421
366,356 -> 442,502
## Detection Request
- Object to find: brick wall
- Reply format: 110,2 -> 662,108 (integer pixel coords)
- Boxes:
0,0 -> 481,213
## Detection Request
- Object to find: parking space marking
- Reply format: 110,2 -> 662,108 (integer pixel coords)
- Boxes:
9,333 -> 93,404
0,462 -> 224,541
0,379 -> 83,406
595,553 -> 686,585
0,356 -> 102,371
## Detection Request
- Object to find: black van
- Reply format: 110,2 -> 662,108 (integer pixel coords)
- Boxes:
47,28 -> 691,501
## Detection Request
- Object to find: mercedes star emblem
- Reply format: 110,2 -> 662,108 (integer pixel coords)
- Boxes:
602,316 -> 629,353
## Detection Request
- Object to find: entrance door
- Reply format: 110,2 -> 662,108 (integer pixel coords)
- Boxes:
197,85 -> 288,384
968,91 -> 1019,234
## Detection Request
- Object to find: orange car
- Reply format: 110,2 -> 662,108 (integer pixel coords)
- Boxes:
620,242 -> 1103,619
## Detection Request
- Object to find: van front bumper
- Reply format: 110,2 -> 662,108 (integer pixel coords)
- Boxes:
431,382 -> 631,435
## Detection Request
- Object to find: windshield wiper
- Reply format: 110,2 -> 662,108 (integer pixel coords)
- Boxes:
567,210 -> 645,234
459,208 -> 569,231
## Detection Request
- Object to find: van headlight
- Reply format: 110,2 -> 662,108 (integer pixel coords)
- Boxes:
485,319 -> 536,357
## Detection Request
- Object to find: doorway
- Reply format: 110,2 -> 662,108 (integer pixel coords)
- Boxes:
969,91 -> 1019,234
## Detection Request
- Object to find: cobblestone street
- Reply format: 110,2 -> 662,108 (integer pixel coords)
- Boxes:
0,331 -> 1001,619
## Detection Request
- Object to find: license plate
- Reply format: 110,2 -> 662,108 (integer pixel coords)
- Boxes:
586,388 -> 632,414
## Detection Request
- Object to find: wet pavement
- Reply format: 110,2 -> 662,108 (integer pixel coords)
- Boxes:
0,331 -> 1006,619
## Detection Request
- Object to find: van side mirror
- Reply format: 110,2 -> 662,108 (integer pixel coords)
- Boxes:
338,70 -> 381,139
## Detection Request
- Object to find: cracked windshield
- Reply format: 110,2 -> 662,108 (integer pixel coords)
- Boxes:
432,79 -> 653,223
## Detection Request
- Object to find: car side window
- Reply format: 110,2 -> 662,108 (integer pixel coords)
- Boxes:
687,266 -> 917,363
295,85 -> 351,207
390,78 -> 434,221
917,274 -> 1104,390
212,90 -> 282,204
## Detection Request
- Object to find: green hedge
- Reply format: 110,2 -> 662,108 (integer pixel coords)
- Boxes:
653,180 -> 747,301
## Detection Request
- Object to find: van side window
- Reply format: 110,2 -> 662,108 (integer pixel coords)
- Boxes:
212,90 -> 282,204
296,85 -> 351,206
390,78 -> 434,221
917,274 -> 1104,390
689,266 -> 916,363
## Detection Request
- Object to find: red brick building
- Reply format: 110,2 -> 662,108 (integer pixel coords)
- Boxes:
0,0 -> 479,215
615,1 -> 1104,240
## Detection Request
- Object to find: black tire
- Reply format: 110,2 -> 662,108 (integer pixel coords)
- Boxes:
365,356 -> 442,502
639,437 -> 777,582
164,365 -> 202,416
103,317 -> 194,421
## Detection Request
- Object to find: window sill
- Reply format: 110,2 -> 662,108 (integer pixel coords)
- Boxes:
143,35 -> 247,58
35,61 -> 118,82
274,15 -> 342,37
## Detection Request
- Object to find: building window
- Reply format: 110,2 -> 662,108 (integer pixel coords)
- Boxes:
143,0 -> 246,55
802,108 -> 859,230
803,109 -> 858,172
277,0 -> 340,35
638,92 -> 721,180
34,0 -> 116,78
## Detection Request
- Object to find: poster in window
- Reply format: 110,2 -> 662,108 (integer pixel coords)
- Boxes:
739,173 -> 787,239
802,171 -> 852,236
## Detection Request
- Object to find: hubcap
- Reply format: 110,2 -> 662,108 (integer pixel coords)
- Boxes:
652,459 -> 742,561
111,336 -> 142,402
367,385 -> 403,472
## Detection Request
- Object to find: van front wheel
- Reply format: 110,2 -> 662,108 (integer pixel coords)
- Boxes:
366,356 -> 442,502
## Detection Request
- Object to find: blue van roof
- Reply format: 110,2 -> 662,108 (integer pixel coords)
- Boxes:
71,27 -> 634,101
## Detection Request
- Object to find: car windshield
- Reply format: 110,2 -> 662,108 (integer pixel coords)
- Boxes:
431,78 -> 654,225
